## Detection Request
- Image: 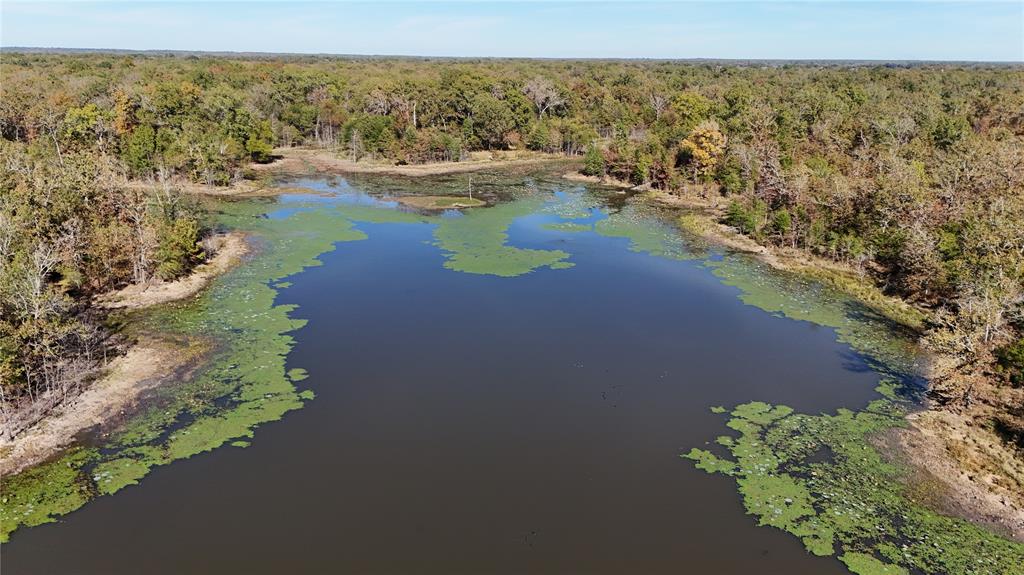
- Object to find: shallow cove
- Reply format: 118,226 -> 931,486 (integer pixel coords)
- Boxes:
2,174 -> 1016,573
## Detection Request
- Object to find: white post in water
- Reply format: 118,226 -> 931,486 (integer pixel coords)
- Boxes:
469,176 -> 473,200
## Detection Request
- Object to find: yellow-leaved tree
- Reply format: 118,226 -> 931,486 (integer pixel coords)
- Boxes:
680,119 -> 727,180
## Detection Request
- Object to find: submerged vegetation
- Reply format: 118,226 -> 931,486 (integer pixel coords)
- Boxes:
705,256 -> 922,379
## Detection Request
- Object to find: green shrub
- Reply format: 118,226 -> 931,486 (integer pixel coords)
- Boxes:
120,124 -> 157,177
155,217 -> 205,281
771,209 -> 792,237
582,143 -> 605,177
725,200 -> 766,236
716,156 -> 745,195
245,119 -> 274,163
343,114 -> 396,159
995,338 -> 1024,386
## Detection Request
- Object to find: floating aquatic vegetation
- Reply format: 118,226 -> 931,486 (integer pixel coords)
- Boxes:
593,209 -> 697,261
326,194 -> 574,277
0,188 -> 582,541
539,191 -> 699,261
430,196 -> 573,276
4,180 -> 1016,572
684,385 -> 1024,574
0,200 -> 368,541
541,222 -> 593,232
0,449 -> 95,536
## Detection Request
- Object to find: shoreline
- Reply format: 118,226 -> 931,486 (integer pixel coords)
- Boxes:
252,147 -> 573,178
6,166 -> 1021,546
95,232 -> 250,310
637,187 -> 1024,542
893,410 -> 1024,541
0,337 -> 210,477
647,189 -> 926,329
0,233 -> 252,477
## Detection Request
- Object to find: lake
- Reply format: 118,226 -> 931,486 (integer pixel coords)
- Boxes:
2,171 -> 951,574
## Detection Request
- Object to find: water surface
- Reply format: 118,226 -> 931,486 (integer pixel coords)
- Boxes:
4,175 -> 923,574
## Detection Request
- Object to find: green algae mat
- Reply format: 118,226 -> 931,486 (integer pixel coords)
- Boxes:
2,185 -> 1022,575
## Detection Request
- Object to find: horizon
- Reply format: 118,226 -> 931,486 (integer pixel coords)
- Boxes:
4,45 -> 1023,65
2,1 -> 1023,63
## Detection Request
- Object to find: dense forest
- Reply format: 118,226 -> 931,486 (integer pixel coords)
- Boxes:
1,52 -> 1022,440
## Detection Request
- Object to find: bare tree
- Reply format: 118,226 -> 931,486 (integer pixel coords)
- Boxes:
365,88 -> 393,116
115,188 -> 157,283
349,129 -> 364,162
307,85 -> 337,147
649,92 -> 668,120
523,78 -> 565,120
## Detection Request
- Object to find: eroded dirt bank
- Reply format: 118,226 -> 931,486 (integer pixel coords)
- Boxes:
0,338 -> 209,477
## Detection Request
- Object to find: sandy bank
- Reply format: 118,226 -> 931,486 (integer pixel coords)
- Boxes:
253,147 -> 570,178
0,337 -> 208,477
95,232 -> 249,310
1,233 -> 251,476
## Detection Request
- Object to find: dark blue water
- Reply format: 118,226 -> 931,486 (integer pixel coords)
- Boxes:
3,178 -> 894,574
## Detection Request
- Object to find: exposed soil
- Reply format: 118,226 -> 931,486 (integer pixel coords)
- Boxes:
891,407 -> 1024,541
95,232 -> 249,310
394,195 -> 487,210
1,233 -> 251,476
561,171 -> 636,189
253,147 -> 570,178
121,179 -> 274,197
0,336 -> 209,477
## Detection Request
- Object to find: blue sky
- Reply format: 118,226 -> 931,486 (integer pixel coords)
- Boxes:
2,1 -> 1022,61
